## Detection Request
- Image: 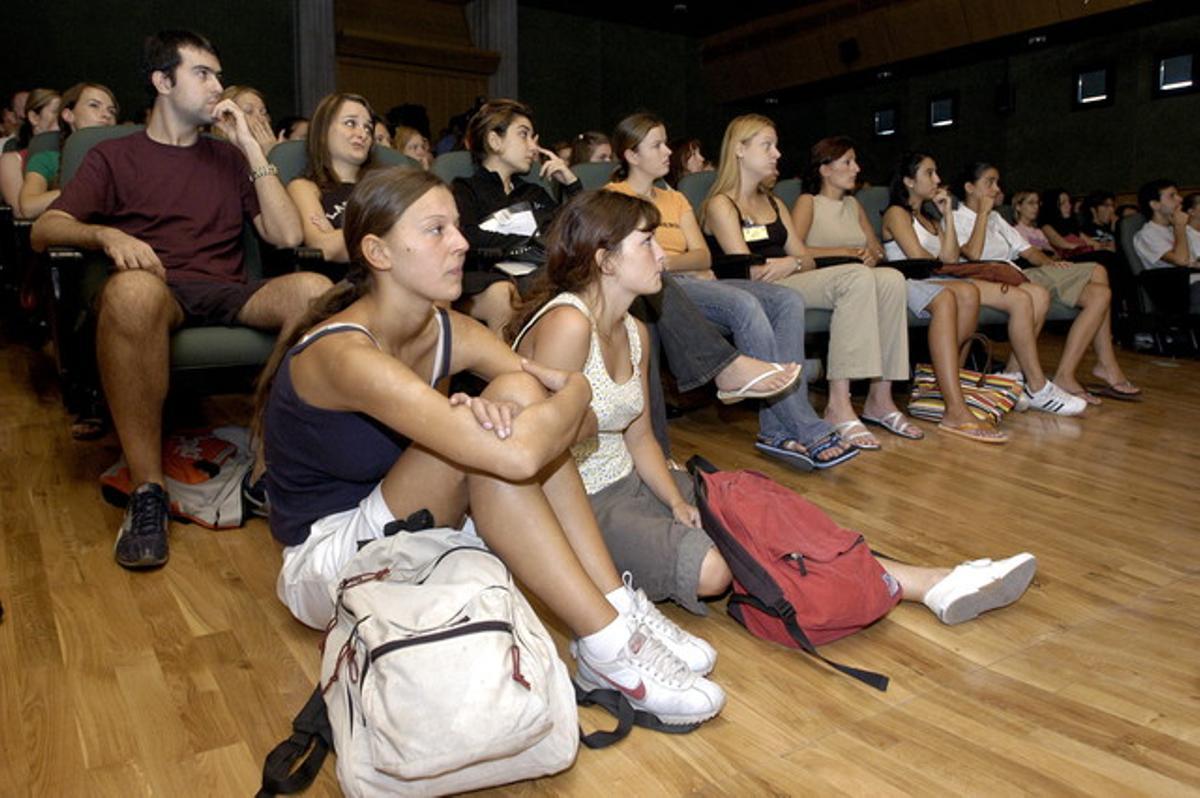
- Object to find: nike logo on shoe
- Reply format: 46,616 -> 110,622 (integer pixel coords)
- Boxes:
596,672 -> 647,701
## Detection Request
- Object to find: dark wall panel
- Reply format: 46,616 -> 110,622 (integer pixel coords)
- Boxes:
1,0 -> 298,121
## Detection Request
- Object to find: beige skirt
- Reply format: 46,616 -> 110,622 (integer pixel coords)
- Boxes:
1024,262 -> 1097,307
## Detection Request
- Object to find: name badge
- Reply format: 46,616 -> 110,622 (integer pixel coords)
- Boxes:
742,224 -> 768,243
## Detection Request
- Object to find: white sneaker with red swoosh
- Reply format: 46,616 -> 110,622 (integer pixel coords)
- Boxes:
573,625 -> 726,726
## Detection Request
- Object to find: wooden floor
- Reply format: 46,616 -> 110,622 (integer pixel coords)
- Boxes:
1,333 -> 1198,797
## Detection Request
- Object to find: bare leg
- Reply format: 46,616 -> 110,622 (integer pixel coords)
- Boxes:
925,288 -> 976,428
876,559 -> 950,602
96,271 -> 184,487
378,372 -> 619,637
236,271 -> 333,333
457,280 -> 517,335
1053,269 -> 1111,394
697,549 -> 732,597
976,280 -> 1048,391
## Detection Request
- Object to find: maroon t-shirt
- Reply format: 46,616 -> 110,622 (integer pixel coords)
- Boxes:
51,132 -> 261,284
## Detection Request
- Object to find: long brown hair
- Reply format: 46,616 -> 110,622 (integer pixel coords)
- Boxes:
253,167 -> 448,442
304,92 -> 377,190
610,112 -> 664,182
506,190 -> 660,342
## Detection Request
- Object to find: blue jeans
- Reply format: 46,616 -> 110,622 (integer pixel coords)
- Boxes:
634,274 -> 740,455
675,275 -> 832,447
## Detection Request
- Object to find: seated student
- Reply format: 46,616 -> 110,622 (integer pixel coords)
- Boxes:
274,115 -> 309,142
286,92 -> 379,264
31,30 -> 323,570
393,124 -> 432,169
606,113 -> 854,469
1081,190 -> 1118,245
372,116 -> 393,149
451,99 -> 581,333
453,101 -> 799,439
18,82 -> 118,220
956,163 -> 1138,402
0,88 -> 59,210
1133,180 -> 1199,312
1012,191 -> 1054,255
259,167 -> 726,726
1037,189 -> 1100,257
703,115 -> 913,451
872,152 -> 1007,444
213,85 -> 276,156
514,191 -> 1037,627
0,89 -> 29,147
666,137 -> 706,187
569,131 -> 612,165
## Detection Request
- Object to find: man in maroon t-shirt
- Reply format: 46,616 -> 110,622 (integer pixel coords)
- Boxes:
31,31 -> 329,570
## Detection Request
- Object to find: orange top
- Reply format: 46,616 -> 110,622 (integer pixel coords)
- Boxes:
605,180 -> 693,257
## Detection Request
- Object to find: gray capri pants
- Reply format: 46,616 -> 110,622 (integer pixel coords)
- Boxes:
587,469 -> 715,615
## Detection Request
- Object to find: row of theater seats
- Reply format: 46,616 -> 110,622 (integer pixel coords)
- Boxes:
3,126 -> 1193,424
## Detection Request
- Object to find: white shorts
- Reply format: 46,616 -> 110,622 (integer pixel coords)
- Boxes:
277,483 -> 396,629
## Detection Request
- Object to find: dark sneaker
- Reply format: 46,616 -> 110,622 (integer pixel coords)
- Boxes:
114,483 -> 170,569
242,471 -> 269,519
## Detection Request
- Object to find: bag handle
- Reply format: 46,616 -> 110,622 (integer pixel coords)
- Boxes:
959,333 -> 993,387
728,594 -> 889,692
257,687 -> 334,797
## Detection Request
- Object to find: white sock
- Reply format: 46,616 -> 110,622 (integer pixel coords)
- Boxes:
578,614 -> 631,662
605,583 -> 634,615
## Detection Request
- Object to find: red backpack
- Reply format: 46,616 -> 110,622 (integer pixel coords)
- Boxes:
688,457 -> 900,691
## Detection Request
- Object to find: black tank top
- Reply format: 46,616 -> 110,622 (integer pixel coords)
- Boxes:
705,193 -> 789,259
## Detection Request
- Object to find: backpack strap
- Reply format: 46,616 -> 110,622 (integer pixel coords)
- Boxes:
256,687 -> 334,797
727,593 -> 890,692
573,683 -> 700,748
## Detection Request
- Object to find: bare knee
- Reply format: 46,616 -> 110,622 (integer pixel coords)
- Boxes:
1081,282 -> 1110,307
481,370 -> 547,408
948,281 -> 980,315
99,271 -> 177,335
1091,264 -> 1109,286
295,271 -> 334,302
696,548 -> 732,597
1025,283 -> 1051,315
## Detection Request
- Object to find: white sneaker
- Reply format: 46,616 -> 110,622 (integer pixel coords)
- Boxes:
620,573 -> 716,675
573,625 -> 726,726
923,553 -> 1038,625
1026,380 -> 1086,417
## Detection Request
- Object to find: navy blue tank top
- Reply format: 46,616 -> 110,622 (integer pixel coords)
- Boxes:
264,309 -> 453,546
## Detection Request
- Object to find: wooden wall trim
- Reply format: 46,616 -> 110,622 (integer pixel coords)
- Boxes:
337,29 -> 499,75
702,0 -> 1152,102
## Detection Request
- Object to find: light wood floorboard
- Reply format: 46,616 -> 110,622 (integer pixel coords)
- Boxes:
0,336 -> 1196,797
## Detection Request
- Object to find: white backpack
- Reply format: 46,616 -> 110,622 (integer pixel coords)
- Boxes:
259,526 -> 579,797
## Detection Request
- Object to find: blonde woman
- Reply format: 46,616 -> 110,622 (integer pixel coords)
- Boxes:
702,115 -> 916,449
